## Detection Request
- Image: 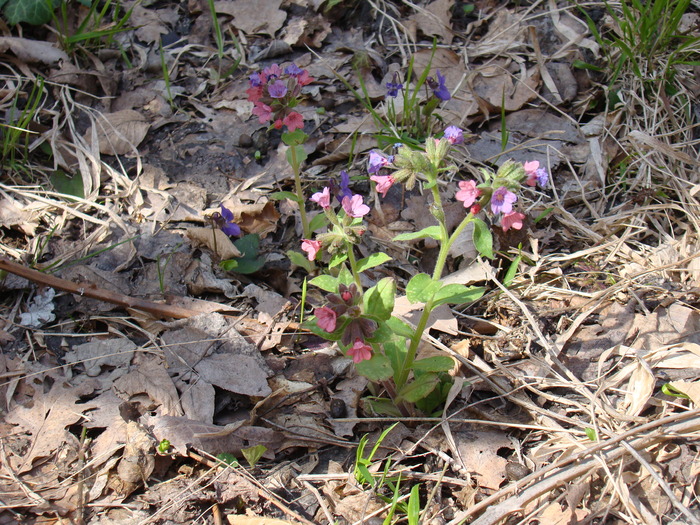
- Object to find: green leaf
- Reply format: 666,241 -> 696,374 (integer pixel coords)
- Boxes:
309,275 -> 338,293
472,218 -> 494,259
386,316 -> 414,339
503,255 -> 522,287
432,284 -> 485,307
269,191 -> 301,203
356,252 -> 391,273
363,277 -> 395,321
219,259 -> 238,271
329,252 -> 347,268
222,234 -> 265,274
234,234 -> 259,257
362,397 -> 403,417
49,170 -> 84,199
4,0 -> 57,25
355,353 -> 393,381
584,427 -> 597,442
397,373 -> 439,403
286,144 -> 307,167
393,225 -> 442,242
287,250 -> 313,272
412,356 -> 455,373
216,453 -> 239,466
406,273 -> 442,303
241,445 -> 267,467
383,340 -> 407,381
309,212 -> 329,232
157,439 -> 171,454
337,266 -> 354,286
281,129 -> 308,146
407,484 -> 420,525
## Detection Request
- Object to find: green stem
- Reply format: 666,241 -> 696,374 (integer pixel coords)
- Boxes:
345,243 -> 363,291
290,146 -> 311,239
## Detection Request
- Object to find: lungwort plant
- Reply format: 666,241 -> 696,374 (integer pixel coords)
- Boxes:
304,127 -> 548,416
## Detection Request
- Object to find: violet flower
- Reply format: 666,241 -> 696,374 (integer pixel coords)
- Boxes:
368,150 -> 392,174
428,70 -> 451,101
214,205 -> 241,237
444,126 -> 463,145
491,187 -> 517,215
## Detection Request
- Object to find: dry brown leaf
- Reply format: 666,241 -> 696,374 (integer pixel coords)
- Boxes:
5,380 -> 97,473
0,37 -> 69,64
471,64 -> 541,114
394,296 -> 458,335
233,201 -> 281,237
454,430 -> 512,490
668,380 -> 700,406
218,0 -> 287,36
115,421 -> 155,496
185,227 -> 242,259
113,357 -> 184,417
228,517 -> 303,525
63,338 -> 137,377
282,15 -> 331,48
194,354 -> 273,397
409,0 -> 453,43
0,197 -> 38,235
88,109 -> 150,156
131,5 -> 179,43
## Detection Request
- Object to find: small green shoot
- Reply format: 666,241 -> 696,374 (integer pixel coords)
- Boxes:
159,41 -> 175,111
661,383 -> 690,399
216,453 -> 239,467
354,422 -> 398,487
584,427 -> 597,441
241,445 -> 267,467
157,242 -> 185,293
157,439 -> 171,454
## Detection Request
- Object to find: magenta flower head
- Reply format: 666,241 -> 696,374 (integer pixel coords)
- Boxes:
315,306 -> 337,332
342,195 -> 370,218
491,186 -> 517,215
368,150 -> 392,174
311,186 -> 331,209
301,239 -> 322,261
347,338 -> 372,363
455,180 -> 481,208
370,175 -> 395,197
502,211 -> 525,232
428,70 -> 450,101
444,126 -> 464,145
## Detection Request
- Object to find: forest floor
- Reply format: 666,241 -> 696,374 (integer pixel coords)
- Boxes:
1,0 -> 700,524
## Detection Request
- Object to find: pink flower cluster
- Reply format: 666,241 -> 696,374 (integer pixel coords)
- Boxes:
246,63 -> 314,132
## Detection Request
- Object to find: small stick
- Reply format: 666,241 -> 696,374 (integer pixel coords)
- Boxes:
1,256 -> 209,320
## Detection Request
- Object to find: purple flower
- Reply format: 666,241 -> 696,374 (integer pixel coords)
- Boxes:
216,205 -> 241,237
386,81 -> 403,97
428,70 -> 451,101
444,126 -> 463,145
262,63 -> 282,79
338,170 -> 353,202
249,72 -> 262,87
368,150 -> 392,174
524,160 -> 548,188
342,195 -> 370,218
285,63 -> 303,76
268,80 -> 288,98
490,187 -> 517,215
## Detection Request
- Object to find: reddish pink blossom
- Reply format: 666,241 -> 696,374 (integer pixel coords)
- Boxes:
501,211 -> 525,232
470,203 -> 481,215
347,339 -> 372,363
370,175 -> 395,197
296,70 -> 314,86
311,187 -> 331,209
246,86 -> 263,102
315,306 -> 337,332
283,112 -> 304,131
455,180 -> 481,208
252,103 -> 272,123
273,119 -> 284,129
342,195 -> 370,218
301,239 -> 321,261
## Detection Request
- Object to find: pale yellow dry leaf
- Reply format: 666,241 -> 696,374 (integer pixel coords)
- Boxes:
186,227 -> 242,259
625,360 -> 656,417
668,380 -> 700,406
88,109 -> 150,155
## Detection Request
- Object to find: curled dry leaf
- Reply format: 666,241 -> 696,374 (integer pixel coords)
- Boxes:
186,227 -> 242,259
87,109 -> 150,156
0,37 -> 69,64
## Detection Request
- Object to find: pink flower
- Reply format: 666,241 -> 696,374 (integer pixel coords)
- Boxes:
523,160 -> 549,188
301,239 -> 321,261
315,306 -> 337,332
296,70 -> 314,86
491,186 -> 517,215
342,195 -> 370,218
455,180 -> 481,208
311,187 -> 331,209
444,126 -> 463,144
501,211 -> 525,232
283,111 -> 304,131
252,102 -> 272,123
347,338 -> 372,363
523,160 -> 540,175
368,150 -> 392,174
370,175 -> 394,197
246,86 -> 263,103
